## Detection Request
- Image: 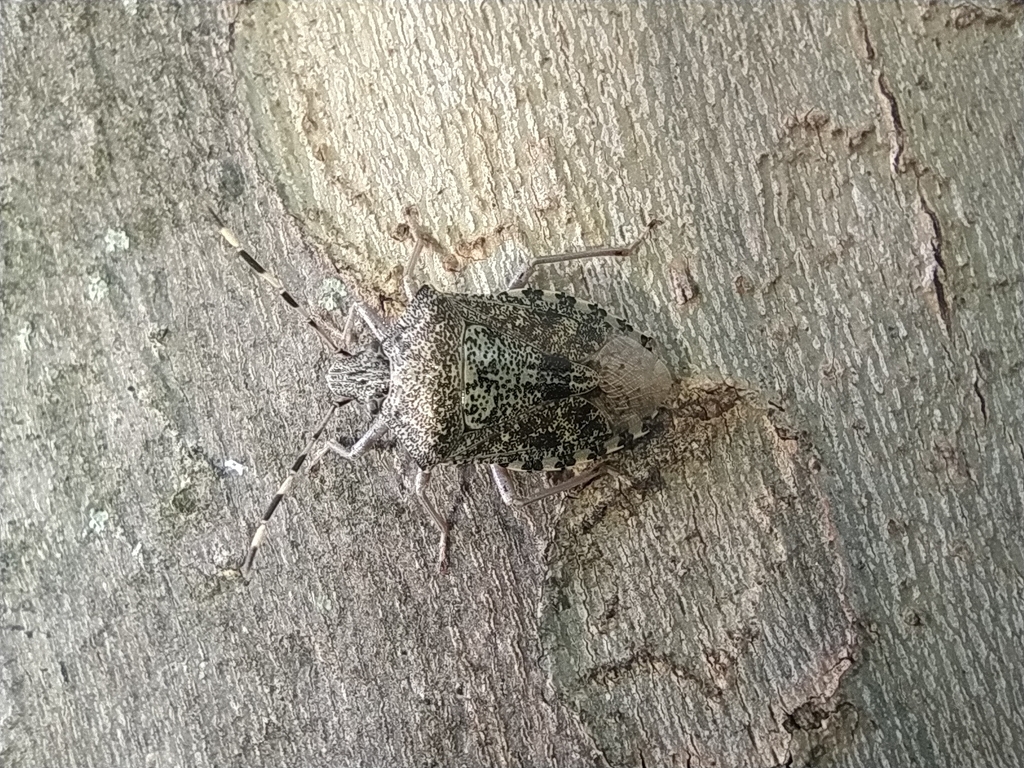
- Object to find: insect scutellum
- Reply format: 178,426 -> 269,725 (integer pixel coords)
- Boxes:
210,208 -> 672,578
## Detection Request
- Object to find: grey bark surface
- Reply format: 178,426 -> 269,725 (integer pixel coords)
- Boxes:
2,2 -> 1022,767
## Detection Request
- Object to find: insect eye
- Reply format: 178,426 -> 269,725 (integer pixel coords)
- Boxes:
367,399 -> 381,416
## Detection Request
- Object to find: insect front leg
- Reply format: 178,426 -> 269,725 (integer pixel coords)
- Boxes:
397,204 -> 446,301
312,418 -> 390,464
504,220 -> 661,290
488,464 -> 608,507
341,301 -> 389,346
313,425 -> 452,573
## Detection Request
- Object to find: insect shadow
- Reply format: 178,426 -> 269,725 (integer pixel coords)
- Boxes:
208,208 -> 673,576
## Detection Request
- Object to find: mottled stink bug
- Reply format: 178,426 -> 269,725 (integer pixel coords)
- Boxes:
210,209 -> 673,576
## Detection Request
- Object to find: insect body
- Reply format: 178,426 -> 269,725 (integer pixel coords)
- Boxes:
212,212 -> 672,576
359,285 -> 670,470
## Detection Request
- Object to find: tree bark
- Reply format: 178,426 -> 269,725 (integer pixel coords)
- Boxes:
2,2 -> 1021,766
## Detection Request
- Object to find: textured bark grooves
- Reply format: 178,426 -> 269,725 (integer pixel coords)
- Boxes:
2,3 -> 1022,767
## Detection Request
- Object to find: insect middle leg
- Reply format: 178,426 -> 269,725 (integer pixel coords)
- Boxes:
315,425 -> 450,573
504,220 -> 661,290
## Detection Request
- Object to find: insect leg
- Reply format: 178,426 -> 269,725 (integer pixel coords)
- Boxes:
208,208 -> 342,353
316,394 -> 450,571
239,404 -> 340,578
402,237 -> 427,302
311,418 -> 390,464
415,468 -> 450,573
489,464 -> 607,507
396,204 -> 447,301
504,220 -> 662,290
341,301 -> 388,346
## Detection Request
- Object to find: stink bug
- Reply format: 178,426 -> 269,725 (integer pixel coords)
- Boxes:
210,209 -> 673,576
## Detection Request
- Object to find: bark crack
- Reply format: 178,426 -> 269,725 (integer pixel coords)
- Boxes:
583,647 -> 720,699
918,190 -> 952,335
972,360 -> 988,423
876,73 -> 905,173
872,61 -> 953,337
852,0 -> 876,61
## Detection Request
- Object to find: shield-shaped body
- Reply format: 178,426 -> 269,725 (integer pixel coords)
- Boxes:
382,285 -> 673,471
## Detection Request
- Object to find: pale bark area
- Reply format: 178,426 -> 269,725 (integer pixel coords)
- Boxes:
2,2 -> 1022,767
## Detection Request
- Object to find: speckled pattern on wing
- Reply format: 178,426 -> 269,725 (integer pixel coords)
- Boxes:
457,288 -> 657,355
447,396 -> 638,470
382,284 -> 671,469
462,323 -> 598,429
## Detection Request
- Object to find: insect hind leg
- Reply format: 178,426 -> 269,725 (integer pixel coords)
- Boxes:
504,220 -> 662,290
489,464 -> 607,507
415,469 -> 450,573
